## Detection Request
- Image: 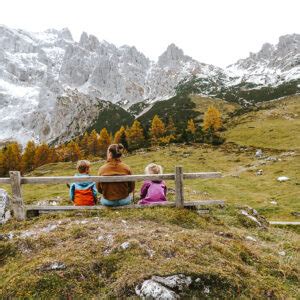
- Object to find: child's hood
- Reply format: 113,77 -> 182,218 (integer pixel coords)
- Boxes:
73,174 -> 95,188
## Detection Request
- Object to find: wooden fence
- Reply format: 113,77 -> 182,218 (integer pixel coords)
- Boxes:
0,166 -> 224,221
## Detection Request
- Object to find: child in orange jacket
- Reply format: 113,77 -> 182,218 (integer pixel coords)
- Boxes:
69,160 -> 98,206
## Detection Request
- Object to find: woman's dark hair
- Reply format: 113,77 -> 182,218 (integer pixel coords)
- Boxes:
108,144 -> 124,158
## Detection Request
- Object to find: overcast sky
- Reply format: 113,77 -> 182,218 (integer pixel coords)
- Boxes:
1,0 -> 299,67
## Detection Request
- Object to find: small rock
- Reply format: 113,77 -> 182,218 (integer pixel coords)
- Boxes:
120,241 -> 130,250
256,169 -> 263,176
240,210 -> 262,227
41,262 -> 66,271
255,149 -> 263,158
203,286 -> 210,294
97,235 -> 104,241
41,224 -> 58,233
49,262 -> 66,270
278,251 -> 286,256
270,201 -> 277,205
238,206 -> 269,229
277,176 -> 290,182
266,156 -> 278,162
245,236 -> 257,242
146,249 -> 155,258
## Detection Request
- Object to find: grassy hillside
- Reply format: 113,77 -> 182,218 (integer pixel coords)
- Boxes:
1,205 -> 299,298
225,95 -> 300,150
1,95 -> 299,298
190,95 -> 239,119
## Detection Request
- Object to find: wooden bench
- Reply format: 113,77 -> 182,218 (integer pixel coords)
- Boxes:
0,166 -> 224,220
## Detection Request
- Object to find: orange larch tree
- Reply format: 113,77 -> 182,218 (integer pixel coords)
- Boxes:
127,120 -> 145,149
203,106 -> 222,132
88,129 -> 101,156
21,140 -> 36,173
150,115 -> 166,144
34,143 -> 51,168
99,128 -> 111,156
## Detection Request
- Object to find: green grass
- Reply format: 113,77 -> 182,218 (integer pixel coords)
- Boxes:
190,95 -> 240,116
225,95 -> 300,150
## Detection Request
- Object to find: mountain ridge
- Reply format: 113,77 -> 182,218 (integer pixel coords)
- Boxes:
0,25 -> 299,145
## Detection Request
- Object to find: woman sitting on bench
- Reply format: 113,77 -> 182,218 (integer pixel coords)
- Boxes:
97,144 -> 135,207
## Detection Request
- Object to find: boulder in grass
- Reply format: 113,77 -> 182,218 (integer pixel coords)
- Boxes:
238,206 -> 268,229
277,176 -> 289,182
0,189 -> 11,224
135,274 -> 192,299
135,279 -> 178,299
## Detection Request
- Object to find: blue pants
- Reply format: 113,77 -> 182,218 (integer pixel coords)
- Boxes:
100,195 -> 132,207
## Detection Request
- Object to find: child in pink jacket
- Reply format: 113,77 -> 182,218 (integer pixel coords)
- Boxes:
138,163 -> 167,205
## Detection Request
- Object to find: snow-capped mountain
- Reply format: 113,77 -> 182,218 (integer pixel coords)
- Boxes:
0,25 -> 225,144
0,25 -> 299,145
226,34 -> 300,86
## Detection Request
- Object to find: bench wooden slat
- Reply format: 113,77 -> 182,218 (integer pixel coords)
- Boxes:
20,172 -> 222,184
0,178 -> 11,184
269,221 -> 300,225
26,200 -> 225,211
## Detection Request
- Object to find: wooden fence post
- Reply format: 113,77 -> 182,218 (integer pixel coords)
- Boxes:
9,171 -> 26,220
175,166 -> 184,208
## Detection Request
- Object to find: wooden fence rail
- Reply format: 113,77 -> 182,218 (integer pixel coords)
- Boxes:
0,167 -> 223,221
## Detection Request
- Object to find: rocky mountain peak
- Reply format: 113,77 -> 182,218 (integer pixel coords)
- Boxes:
79,32 -> 100,51
158,43 -> 191,67
277,34 -> 300,55
59,28 -> 73,41
257,43 -> 274,59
